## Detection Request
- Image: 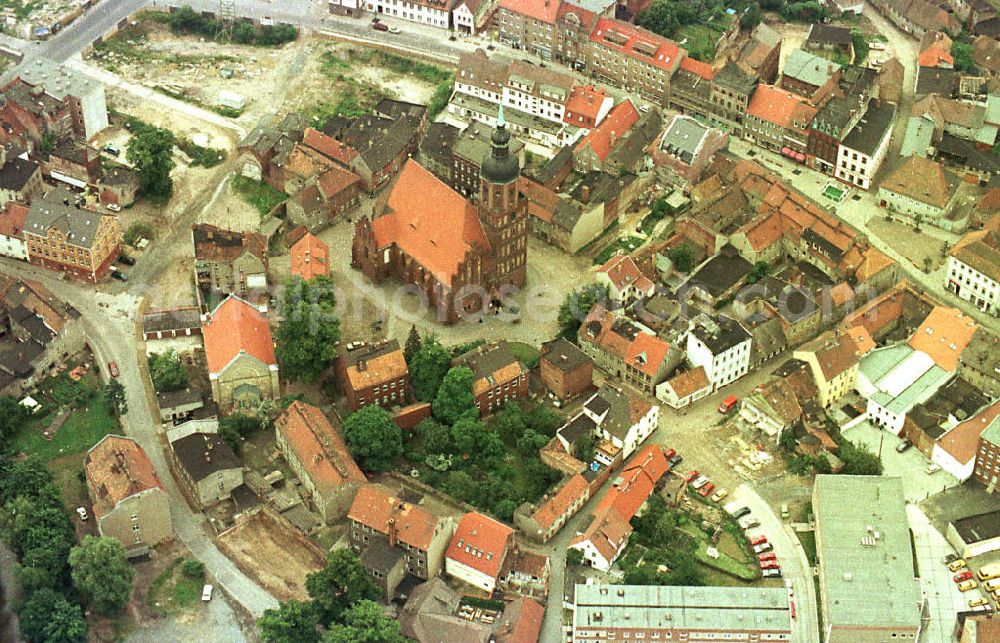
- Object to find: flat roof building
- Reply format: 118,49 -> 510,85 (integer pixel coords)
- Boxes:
813,475 -> 923,643
947,509 -> 1000,559
571,583 -> 792,641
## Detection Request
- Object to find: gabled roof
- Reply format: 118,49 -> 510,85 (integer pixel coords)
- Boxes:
531,474 -> 589,531
589,19 -> 681,73
453,341 -> 526,396
0,202 -> 28,240
564,84 -> 611,126
908,306 -> 977,372
798,331 -> 859,381
202,296 -> 276,374
570,506 -> 631,564
84,435 -> 164,519
172,432 -> 241,481
846,325 -> 876,356
447,512 -> 513,579
275,401 -> 365,496
748,84 -> 815,128
938,400 -> 1000,463
340,339 -> 408,391
25,187 -> 107,249
597,254 -> 655,294
192,223 -> 267,264
807,23 -> 853,46
950,228 -> 1000,283
625,332 -> 671,378
369,160 -> 487,286
499,0 -> 559,24
679,55 -> 716,80
348,483 -> 442,550
663,366 -> 710,398
575,100 -> 640,161
783,49 -> 840,88
595,444 -> 670,521
494,597 -> 544,643
290,232 -> 329,281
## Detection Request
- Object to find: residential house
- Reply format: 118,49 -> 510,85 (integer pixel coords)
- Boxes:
780,49 -> 841,99
168,430 -> 243,508
202,295 -> 280,410
452,0 -> 496,34
932,399 -> 1000,481
578,305 -> 678,395
973,35 -> 1000,73
807,66 -> 878,175
805,24 -> 854,62
793,331 -> 860,408
739,378 -> 804,438
919,31 -> 955,68
192,224 -> 268,299
98,166 -> 139,208
667,56 -> 716,120
0,202 -> 28,260
452,340 -> 528,415
16,58 -> 109,140
24,187 -> 121,282
496,0 -> 603,66
569,505 -> 630,572
744,84 -> 817,159
275,401 -> 366,522
84,435 -> 173,549
0,154 -> 42,208
573,100 -> 641,173
48,139 -> 102,187
684,245 -> 753,307
417,121 -> 460,181
290,232 -> 329,281
364,0 -> 454,29
875,0 -> 961,38
685,314 -> 752,391
156,388 -> 206,424
499,549 -> 550,598
142,307 -> 201,341
734,23 -> 783,85
879,57 -> 906,105
445,512 -> 514,592
945,220 -> 1000,315
237,113 -> 307,182
708,62 -> 759,136
563,84 -> 614,131
515,474 -> 589,543
335,339 -> 410,412
586,19 -> 682,107
539,337 -> 593,401
974,410 -> 1000,487
835,99 -> 895,190
879,156 -> 960,229
652,114 -> 729,187
595,254 -> 655,306
959,327 -> 1000,399
655,365 -> 712,409
348,484 -> 454,584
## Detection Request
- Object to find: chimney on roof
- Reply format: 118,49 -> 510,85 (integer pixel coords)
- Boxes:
388,518 -> 398,547
581,184 -> 591,203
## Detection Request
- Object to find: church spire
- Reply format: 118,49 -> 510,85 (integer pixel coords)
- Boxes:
481,104 -> 519,185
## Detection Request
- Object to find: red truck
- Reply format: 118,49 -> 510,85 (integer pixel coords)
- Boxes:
717,395 -> 738,414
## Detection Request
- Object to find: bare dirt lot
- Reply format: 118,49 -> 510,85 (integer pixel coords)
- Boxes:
215,510 -> 326,601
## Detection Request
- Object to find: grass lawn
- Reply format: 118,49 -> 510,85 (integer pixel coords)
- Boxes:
798,530 -> 817,566
231,176 -> 288,217
14,397 -> 118,462
677,23 -> 724,62
508,341 -> 540,368
146,558 -> 204,616
48,453 -> 90,511
594,235 -> 645,265
680,522 -> 759,581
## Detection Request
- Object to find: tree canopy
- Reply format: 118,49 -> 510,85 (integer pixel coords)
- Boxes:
342,405 -> 403,472
403,325 -> 422,363
0,395 -> 27,442
126,119 -> 176,198
277,276 -> 341,382
558,283 -> 610,339
667,244 -> 695,273
16,587 -> 86,643
409,336 -> 452,402
306,550 -> 380,626
432,366 -> 476,425
69,536 -> 136,615
147,350 -> 189,392
259,600 -> 320,643
322,600 -> 407,643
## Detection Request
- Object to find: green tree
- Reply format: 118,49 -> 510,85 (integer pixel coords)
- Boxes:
415,418 -> 452,454
277,276 -> 341,382
837,439 -> 883,475
259,600 -> 319,643
740,3 -> 762,30
665,555 -> 706,586
147,350 -> 189,392
450,414 -> 488,455
566,548 -> 584,566
516,429 -> 549,455
403,325 -> 422,363
126,121 -> 176,198
491,401 -> 526,443
182,559 -> 205,579
851,30 -> 869,64
558,283 -> 610,339
952,41 -> 974,72
574,431 -> 596,462
232,21 -> 256,44
103,380 -> 127,415
747,261 -> 771,284
16,587 -> 86,643
524,404 -> 562,437
342,405 -> 403,472
0,395 -> 27,441
409,337 -> 452,402
0,457 -> 54,504
218,412 -> 267,453
667,244 -> 695,272
444,470 -> 478,501
779,427 -> 797,452
637,0 -> 680,37
322,600 -> 407,643
69,536 -> 136,615
305,549 -> 379,626
432,366 -> 476,425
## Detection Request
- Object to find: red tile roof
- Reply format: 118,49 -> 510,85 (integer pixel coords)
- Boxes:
0,203 -> 28,239
500,0 -> 560,24
496,598 -> 544,643
680,55 -> 716,80
575,100 -> 640,161
590,18 -> 681,73
202,296 -> 276,374
316,164 -> 361,199
564,84 -> 611,127
447,512 -> 514,580
275,401 -> 365,497
84,435 -> 164,519
531,474 -> 589,531
597,254 -> 655,295
918,46 -> 954,67
747,84 -> 812,128
663,366 -> 710,398
571,506 -> 631,565
908,306 -> 977,372
846,325 -> 876,356
938,400 -> 1000,464
348,484 -> 441,551
625,332 -> 671,378
290,232 -> 329,280
371,160 -> 488,286
303,127 -> 357,165
595,444 -> 669,521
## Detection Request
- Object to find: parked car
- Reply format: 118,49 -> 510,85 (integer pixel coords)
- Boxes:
76,507 -> 88,521
117,253 -> 136,266
732,507 -> 752,519
926,463 -> 941,474
896,440 -> 912,453
387,25 -> 400,33
750,535 -> 768,546
202,584 -> 213,601
691,475 -> 709,489
944,553 -> 959,564
669,454 -> 684,468
108,361 -> 119,377
955,571 -> 974,583
685,470 -> 700,483
739,516 -> 760,530
711,488 -> 728,503
698,483 -> 714,497
959,580 -> 979,592
106,203 -> 122,212
970,597 -> 990,608
949,559 -> 968,572
753,542 -> 773,554
759,552 -> 777,562
373,22 -> 388,31
760,560 -> 780,570
111,269 -> 128,282
103,144 -> 120,156
762,568 -> 782,578
662,448 -> 677,460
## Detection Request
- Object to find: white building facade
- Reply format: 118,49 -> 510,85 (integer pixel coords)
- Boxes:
835,102 -> 895,190
365,0 -> 453,28
946,255 -> 1000,315
685,317 -> 752,391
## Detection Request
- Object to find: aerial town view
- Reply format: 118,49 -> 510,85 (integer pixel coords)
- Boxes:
0,0 -> 999,641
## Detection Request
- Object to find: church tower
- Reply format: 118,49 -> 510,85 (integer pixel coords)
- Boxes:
479,105 -> 528,292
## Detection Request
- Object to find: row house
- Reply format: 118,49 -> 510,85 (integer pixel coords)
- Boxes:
930,398 -> 1000,482
793,330 -> 861,409
667,56 -> 716,120
0,203 -> 30,261
452,340 -> 529,415
879,156 -> 961,231
497,0 -> 603,67
685,314 -> 752,391
168,430 -> 243,509
835,99 -> 896,190
945,219 -> 1000,315
652,113 -> 729,188
974,407 -> 1000,487
365,0 -> 454,29
192,223 -> 268,298
780,49 -> 841,100
0,151 -> 43,209
24,188 -> 121,283
335,339 -> 410,412
733,23 -> 783,85
874,0 -> 961,39
514,473 -> 589,543
452,120 -> 526,197
587,19 -> 681,108
554,384 -> 658,464
707,62 -> 759,137
452,0 -> 496,35
237,113 -> 308,184
539,337 -> 594,401
806,66 -> 878,175
744,84 -> 817,161
445,512 -> 514,593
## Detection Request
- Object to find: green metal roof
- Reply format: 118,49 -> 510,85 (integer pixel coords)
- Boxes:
980,415 -> 1000,447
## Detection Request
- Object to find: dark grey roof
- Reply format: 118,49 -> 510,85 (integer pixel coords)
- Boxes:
951,509 -> 1000,544
454,121 -> 525,167
0,157 -> 38,192
841,100 -> 896,156
750,317 -> 788,362
325,111 -> 423,172
340,339 -> 403,370
453,340 -> 521,383
713,62 -> 758,95
915,67 -> 959,97
360,539 -> 406,574
26,188 -> 106,247
171,432 -> 241,481
688,246 -> 752,297
937,133 -> 1000,173
102,166 -> 137,186
690,315 -> 751,354
806,23 -> 853,46
607,110 -> 663,170
156,387 -> 204,410
418,122 -> 461,170
584,386 -> 633,442
142,307 -> 201,333
11,306 -> 53,344
375,98 -> 427,122
530,144 -> 575,185
0,340 -> 42,378
541,338 -> 591,372
772,358 -> 809,378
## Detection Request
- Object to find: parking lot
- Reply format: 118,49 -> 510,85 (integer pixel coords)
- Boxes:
841,421 -> 960,502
